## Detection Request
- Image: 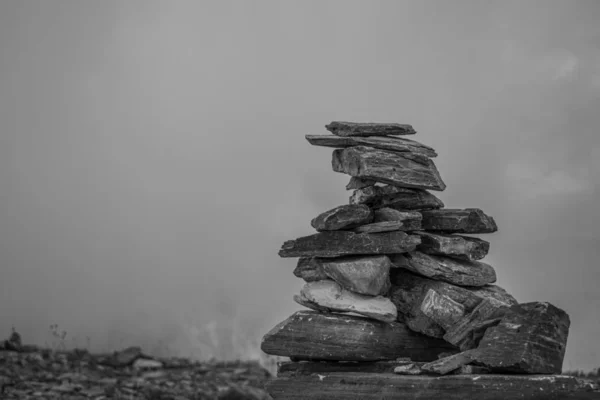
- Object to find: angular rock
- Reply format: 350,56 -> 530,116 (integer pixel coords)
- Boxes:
311,204 -> 373,231
421,350 -> 479,375
278,361 -> 425,377
260,311 -> 457,362
421,209 -> 498,234
391,252 -> 497,287
318,255 -> 392,296
293,258 -> 329,282
415,231 -> 490,261
266,373 -> 600,400
353,220 -> 408,233
474,302 -> 570,374
419,289 -> 465,330
389,269 -> 517,338
279,231 -> 420,258
350,185 -> 444,210
332,146 -> 446,191
345,177 -> 376,190
393,363 -> 424,375
325,121 -> 416,137
294,280 -> 397,323
443,298 -> 510,351
306,135 -> 437,157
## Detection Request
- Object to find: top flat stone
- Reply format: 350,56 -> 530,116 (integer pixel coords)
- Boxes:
325,121 -> 416,137
306,135 -> 437,158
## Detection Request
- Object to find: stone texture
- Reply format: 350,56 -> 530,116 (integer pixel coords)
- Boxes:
391,252 -> 497,287
345,177 -> 376,190
353,220 -> 408,233
318,255 -> 392,296
388,269 -> 517,338
325,121 -> 416,137
419,289 -> 465,330
279,231 -> 421,258
306,134 -> 437,157
332,146 -> 446,191
371,209 -> 422,232
421,208 -> 498,234
311,204 -> 373,231
266,373 -> 600,400
260,311 -> 457,362
415,231 -> 490,261
421,350 -> 479,375
473,302 -> 570,374
350,185 -> 444,210
443,298 -> 510,351
293,258 -> 329,282
393,363 -> 424,375
294,280 -> 397,323
278,361 -> 425,377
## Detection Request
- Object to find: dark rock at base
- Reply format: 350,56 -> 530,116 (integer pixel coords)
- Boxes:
332,146 -> 446,191
293,258 -> 329,282
345,177 -> 376,190
278,361 -> 425,377
265,373 -> 600,400
420,209 -> 498,234
260,311 -> 457,362
391,252 -> 497,287
325,121 -> 416,137
306,135 -> 437,157
474,302 -> 570,374
350,185 -> 444,210
311,204 -> 373,231
421,350 -> 479,375
415,231 -> 490,261
279,231 -> 421,258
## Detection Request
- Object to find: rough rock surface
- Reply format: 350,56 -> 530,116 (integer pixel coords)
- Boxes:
260,311 -> 457,362
370,209 -> 423,231
419,289 -> 465,330
389,269 -> 517,338
345,177 -> 376,190
306,135 -> 437,157
421,350 -> 479,375
294,280 -> 397,323
266,373 -> 600,400
0,345 -> 272,400
325,121 -> 416,137
278,360 -> 424,377
293,258 -> 329,282
317,255 -> 392,296
415,231 -> 490,261
353,221 -> 410,233
474,302 -> 570,374
391,252 -> 497,287
350,185 -> 444,210
420,208 -> 498,234
332,146 -> 446,191
279,231 -> 421,258
310,204 -> 373,231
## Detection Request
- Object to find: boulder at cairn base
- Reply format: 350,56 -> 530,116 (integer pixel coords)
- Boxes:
294,280 -> 397,323
421,208 -> 498,233
306,135 -> 437,157
332,146 -> 446,191
346,177 -> 376,190
311,204 -> 373,231
279,231 -> 420,258
389,269 -> 517,338
260,311 -> 457,362
415,231 -> 490,261
293,258 -> 329,282
316,255 -> 392,296
325,121 -> 416,137
473,302 -> 570,374
350,185 -> 444,210
391,252 -> 497,287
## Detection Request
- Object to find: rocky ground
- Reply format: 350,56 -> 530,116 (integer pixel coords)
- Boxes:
0,330 -> 273,399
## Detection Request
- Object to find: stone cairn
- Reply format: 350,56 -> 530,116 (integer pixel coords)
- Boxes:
260,122 -> 599,399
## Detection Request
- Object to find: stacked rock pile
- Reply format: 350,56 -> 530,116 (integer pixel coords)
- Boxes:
260,122 -> 599,399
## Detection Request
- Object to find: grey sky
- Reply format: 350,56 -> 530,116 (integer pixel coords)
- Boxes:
0,0 -> 599,370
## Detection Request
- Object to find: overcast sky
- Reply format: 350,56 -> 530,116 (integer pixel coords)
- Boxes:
0,0 -> 599,371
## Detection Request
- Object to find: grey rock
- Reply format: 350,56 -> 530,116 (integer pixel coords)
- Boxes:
415,231 -> 490,261
419,288 -> 465,330
350,185 -> 444,210
311,204 -> 373,231
318,255 -> 392,296
325,121 -> 416,137
332,146 -> 446,191
345,177 -> 376,190
420,208 -> 498,234
421,350 -> 479,375
293,258 -> 329,282
353,220 -> 408,233
306,134 -> 437,157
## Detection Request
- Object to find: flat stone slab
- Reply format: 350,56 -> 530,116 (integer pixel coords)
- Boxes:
278,361 -> 425,377
260,311 -> 457,362
318,255 -> 392,296
294,280 -> 397,323
266,373 -> 600,400
332,146 -> 446,191
279,231 -> 421,258
306,134 -> 437,157
311,204 -> 373,231
371,209 -> 422,231
353,220 -> 411,233
420,208 -> 498,234
350,185 -> 444,210
415,231 -> 490,261
325,121 -> 416,137
391,252 -> 497,287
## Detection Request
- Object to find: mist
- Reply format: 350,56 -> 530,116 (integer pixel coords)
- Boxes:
0,0 -> 599,371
